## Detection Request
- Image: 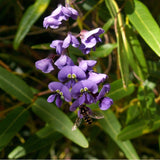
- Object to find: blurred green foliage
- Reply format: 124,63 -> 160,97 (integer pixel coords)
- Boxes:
0,0 -> 160,159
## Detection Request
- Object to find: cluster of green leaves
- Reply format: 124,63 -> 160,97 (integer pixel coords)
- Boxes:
0,0 -> 160,159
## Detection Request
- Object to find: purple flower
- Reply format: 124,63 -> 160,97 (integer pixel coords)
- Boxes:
50,33 -> 79,55
79,28 -> 104,54
70,80 -> 98,111
47,82 -> 71,107
96,84 -> 110,101
99,97 -> 113,110
35,58 -> 54,73
54,54 -> 74,69
78,59 -> 97,72
43,16 -> 62,29
50,40 -> 64,55
58,65 -> 86,88
87,72 -> 108,84
96,84 -> 113,110
43,4 -> 78,29
62,33 -> 80,48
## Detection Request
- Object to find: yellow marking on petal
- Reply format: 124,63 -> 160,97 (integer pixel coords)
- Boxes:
80,88 -> 84,93
67,74 -> 72,78
72,73 -> 76,79
84,87 -> 88,91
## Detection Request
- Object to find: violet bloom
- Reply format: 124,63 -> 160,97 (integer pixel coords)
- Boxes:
54,54 -> 74,69
62,33 -> 80,48
43,4 -> 78,29
35,58 -> 54,73
50,40 -> 64,55
80,28 -> 104,54
58,66 -> 86,88
96,84 -> 113,110
70,80 -> 98,111
47,82 -> 71,107
78,59 -> 97,72
87,72 -> 108,84
50,33 -> 79,55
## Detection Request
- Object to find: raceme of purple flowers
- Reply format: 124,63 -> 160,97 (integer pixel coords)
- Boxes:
35,3 -> 113,115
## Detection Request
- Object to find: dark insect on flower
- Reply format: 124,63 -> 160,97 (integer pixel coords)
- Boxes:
72,105 -> 104,131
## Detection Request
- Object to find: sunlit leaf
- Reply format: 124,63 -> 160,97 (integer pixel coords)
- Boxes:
0,66 -> 33,103
32,98 -> 89,148
99,109 -> 139,159
125,0 -> 160,57
13,0 -> 50,49
90,43 -> 117,58
118,115 -> 160,141
0,107 -> 29,151
107,79 -> 135,101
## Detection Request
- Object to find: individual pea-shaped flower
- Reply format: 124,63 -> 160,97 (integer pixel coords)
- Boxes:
43,4 -> 78,29
62,33 -> 80,48
50,40 -> 64,55
54,54 -> 74,69
70,80 -> 98,111
78,59 -> 97,72
50,33 -> 79,55
87,72 -> 108,84
96,84 -> 113,110
47,82 -> 71,107
79,28 -> 104,54
58,66 -> 86,88
35,57 -> 54,73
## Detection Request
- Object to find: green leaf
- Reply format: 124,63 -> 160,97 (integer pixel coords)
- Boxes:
125,24 -> 148,80
99,109 -> 139,159
32,98 -> 89,148
101,18 -> 114,37
107,79 -> 135,101
0,107 -> 29,151
31,43 -> 50,50
8,126 -> 62,159
118,115 -> 160,141
13,0 -> 50,49
0,66 -> 33,103
126,105 -> 140,125
125,0 -> 160,57
117,28 -> 130,88
90,43 -> 117,58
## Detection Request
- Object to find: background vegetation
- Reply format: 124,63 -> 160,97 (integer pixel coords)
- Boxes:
0,0 -> 160,159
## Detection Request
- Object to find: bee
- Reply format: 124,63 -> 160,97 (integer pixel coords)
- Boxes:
72,105 -> 104,131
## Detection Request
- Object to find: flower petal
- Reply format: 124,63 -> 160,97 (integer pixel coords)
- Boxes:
35,58 -> 54,73
69,95 -> 85,111
56,95 -> 63,107
54,54 -> 74,69
48,82 -> 64,91
87,72 -> 107,84
58,66 -> 86,82
79,59 -> 97,71
99,97 -> 113,110
47,94 -> 56,103
97,84 -> 110,101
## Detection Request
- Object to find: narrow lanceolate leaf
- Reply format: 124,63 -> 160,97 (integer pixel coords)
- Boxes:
99,109 -> 139,159
125,24 -> 148,80
0,66 -> 33,103
13,0 -> 50,49
0,107 -> 29,151
32,98 -> 88,148
107,79 -> 135,101
125,0 -> 160,57
8,126 -> 62,159
118,115 -> 160,141
90,43 -> 117,58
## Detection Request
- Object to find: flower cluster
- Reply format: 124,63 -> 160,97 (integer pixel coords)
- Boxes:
35,3 -> 113,118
